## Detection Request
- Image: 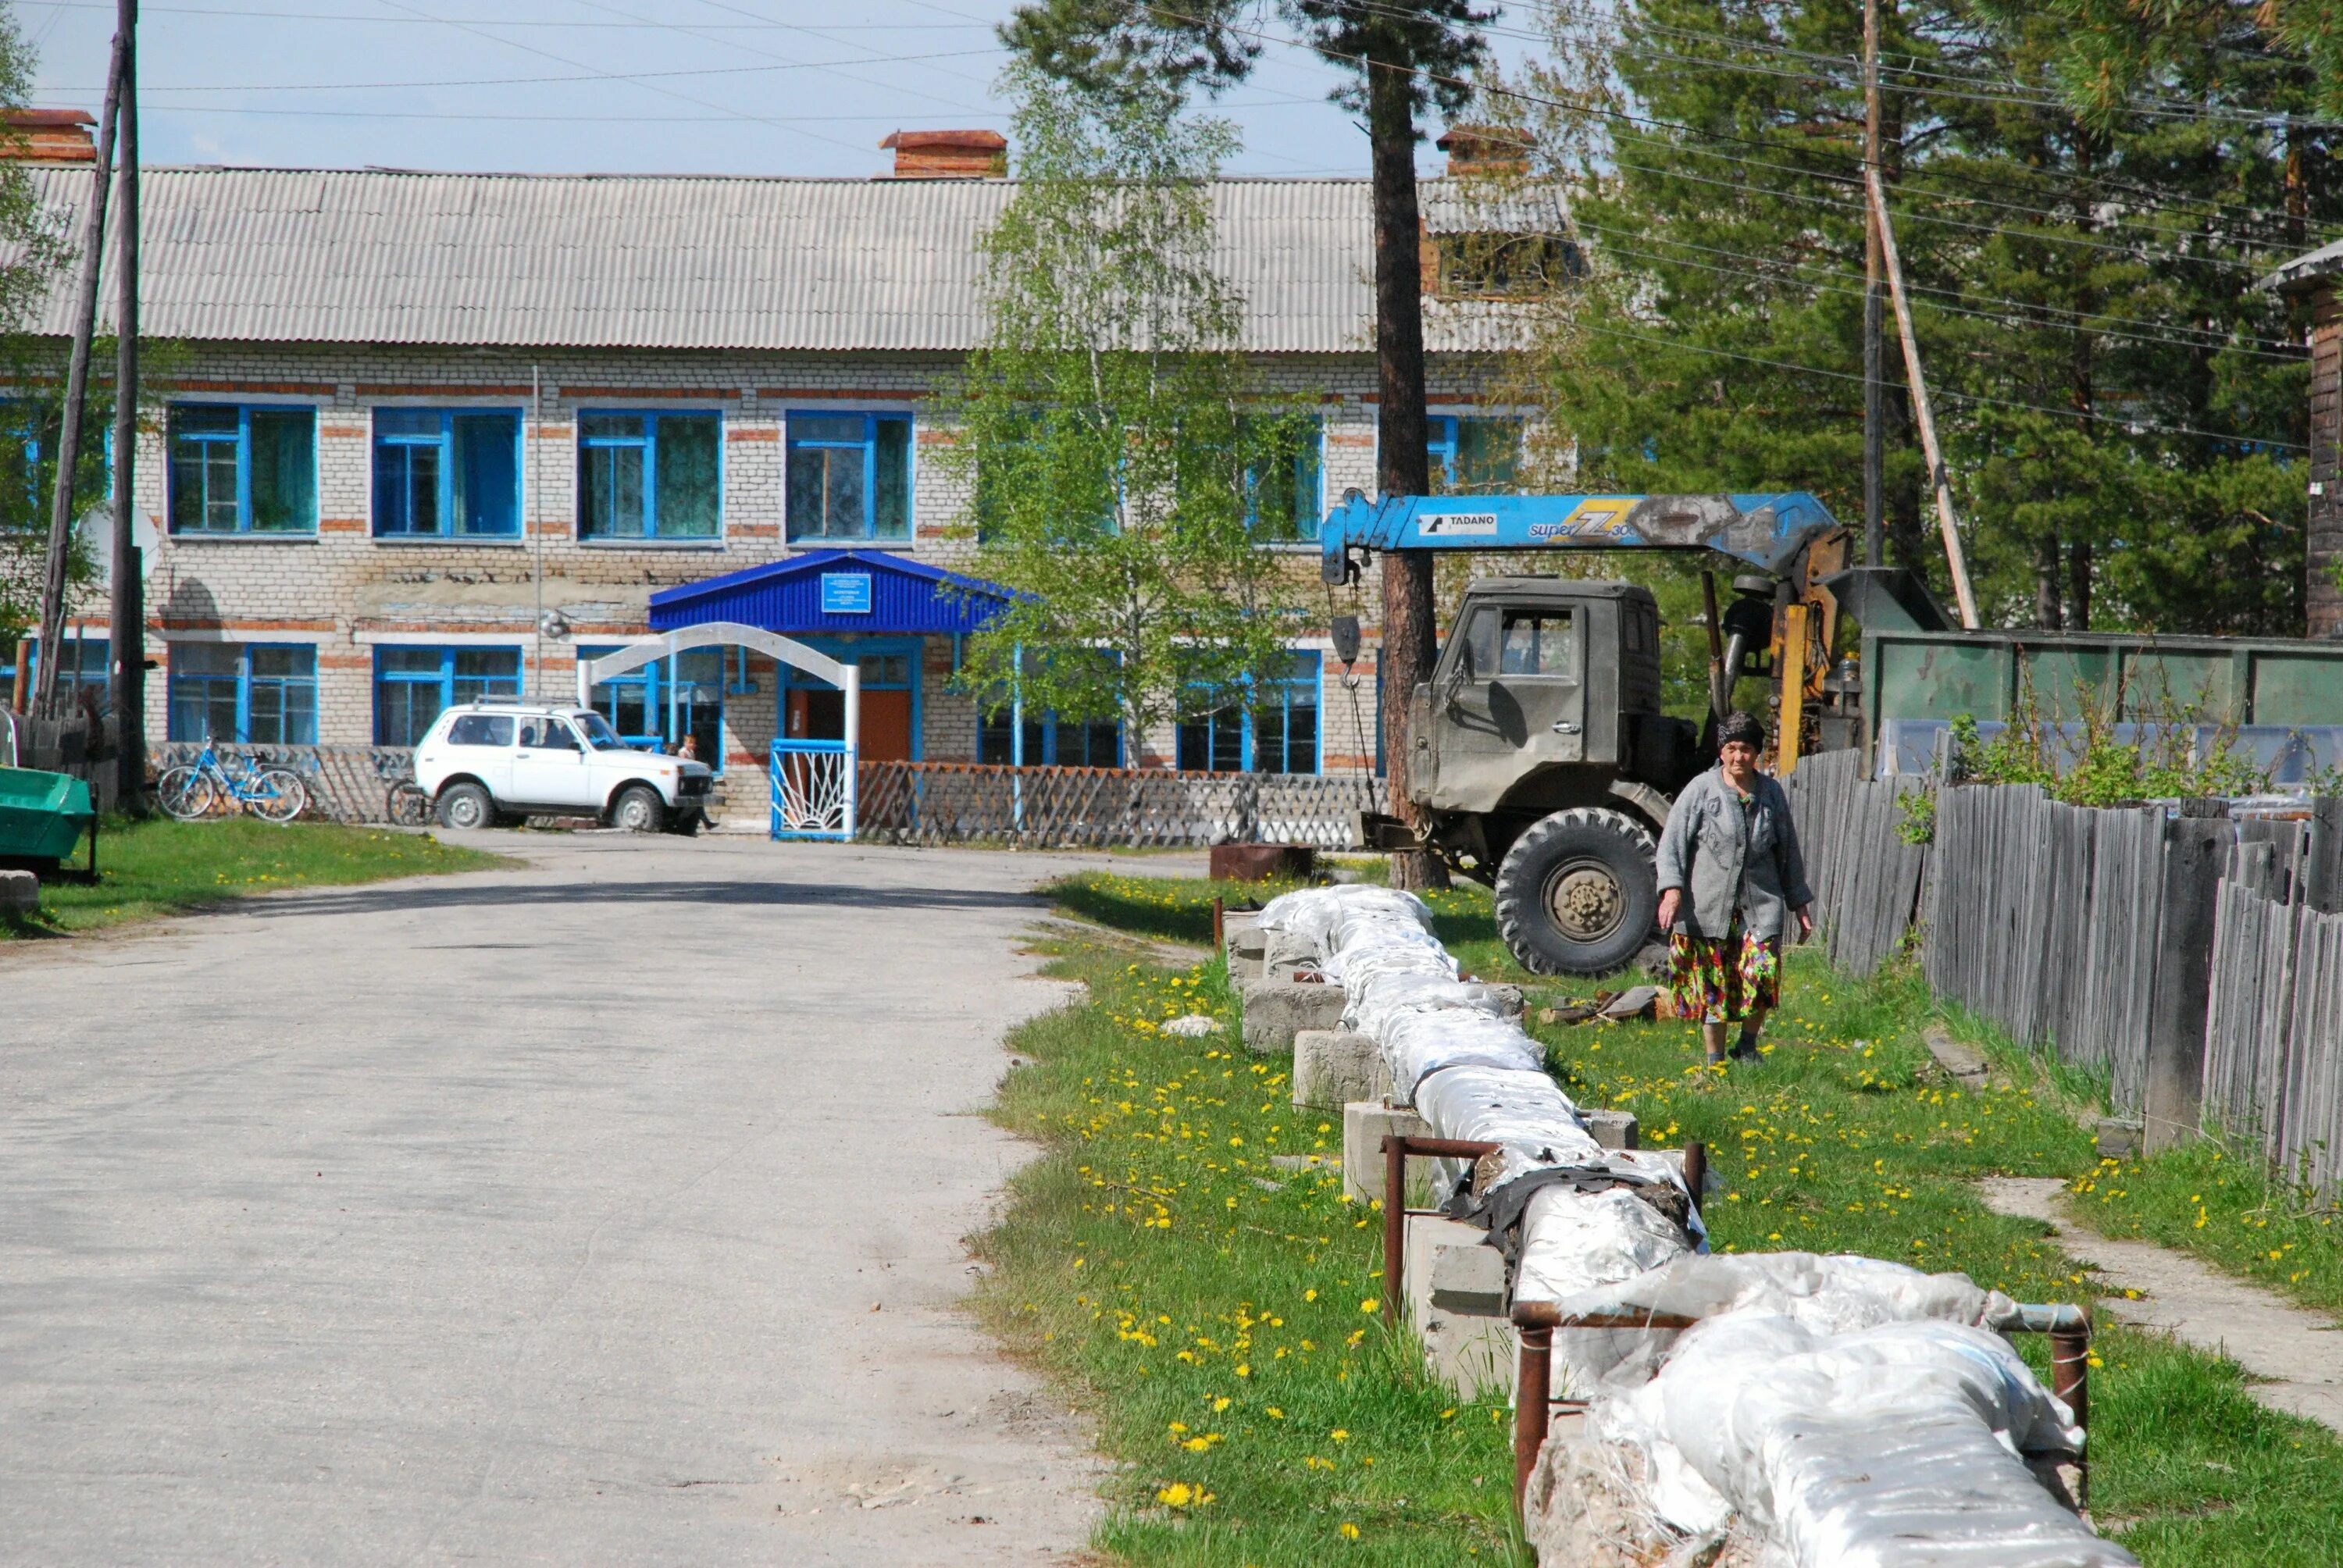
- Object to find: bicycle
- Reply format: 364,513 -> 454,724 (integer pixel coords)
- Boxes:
374,751 -> 433,827
156,744 -> 310,825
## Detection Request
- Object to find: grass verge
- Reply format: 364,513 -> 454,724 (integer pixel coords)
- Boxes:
977,934 -> 1529,1566
1004,871 -> 2343,1567
4,817 -> 501,939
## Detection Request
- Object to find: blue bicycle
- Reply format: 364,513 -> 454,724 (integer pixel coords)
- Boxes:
156,745 -> 309,824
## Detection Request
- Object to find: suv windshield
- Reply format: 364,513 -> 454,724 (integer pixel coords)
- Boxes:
572,711 -> 633,750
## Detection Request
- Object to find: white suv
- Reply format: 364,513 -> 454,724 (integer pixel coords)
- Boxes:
413,701 -> 713,834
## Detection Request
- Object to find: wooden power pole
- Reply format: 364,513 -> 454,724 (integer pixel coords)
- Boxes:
1862,0 -> 1885,568
32,24 -> 127,718
110,0 -> 141,807
1864,165 -> 1980,629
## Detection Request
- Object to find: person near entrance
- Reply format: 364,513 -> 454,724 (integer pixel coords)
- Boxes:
1655,711 -> 1814,1067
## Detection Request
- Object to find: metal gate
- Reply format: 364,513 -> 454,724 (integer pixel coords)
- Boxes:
770,739 -> 856,840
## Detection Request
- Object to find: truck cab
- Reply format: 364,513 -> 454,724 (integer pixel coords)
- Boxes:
1415,579 -> 1695,816
1376,579 -> 1703,976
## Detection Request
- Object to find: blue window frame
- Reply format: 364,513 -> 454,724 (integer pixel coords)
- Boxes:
167,643 -> 317,743
373,646 -> 523,746
1175,652 -> 1321,775
1426,414 -> 1523,494
167,404 -> 317,535
980,710 -> 1122,767
373,409 -> 522,538
1246,416 -> 1324,543
577,412 -> 722,540
787,412 -> 911,542
580,644 -> 726,766
0,636 -> 109,707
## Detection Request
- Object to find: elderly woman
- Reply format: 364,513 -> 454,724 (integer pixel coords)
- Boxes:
1655,711 -> 1815,1067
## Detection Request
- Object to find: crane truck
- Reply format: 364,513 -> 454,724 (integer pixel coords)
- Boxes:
1319,488 -> 1869,976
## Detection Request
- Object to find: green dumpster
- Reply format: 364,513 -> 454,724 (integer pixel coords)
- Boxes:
0,766 -> 94,868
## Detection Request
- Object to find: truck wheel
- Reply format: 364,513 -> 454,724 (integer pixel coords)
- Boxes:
436,782 -> 494,832
1493,807 -> 1659,977
612,784 -> 665,834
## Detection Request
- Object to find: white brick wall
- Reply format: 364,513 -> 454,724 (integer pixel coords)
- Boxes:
106,341 -> 1495,765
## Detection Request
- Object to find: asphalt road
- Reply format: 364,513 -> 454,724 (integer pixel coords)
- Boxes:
0,832 -> 1147,1565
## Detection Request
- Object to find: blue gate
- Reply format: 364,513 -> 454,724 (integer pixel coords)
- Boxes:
770,739 -> 856,840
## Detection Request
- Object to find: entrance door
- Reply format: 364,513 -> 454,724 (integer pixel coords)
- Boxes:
784,685 -> 912,759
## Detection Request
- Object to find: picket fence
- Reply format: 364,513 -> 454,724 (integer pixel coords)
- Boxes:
1786,749 -> 2343,1186
855,760 -> 1378,849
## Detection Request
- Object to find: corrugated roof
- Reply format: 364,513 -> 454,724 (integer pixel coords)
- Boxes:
18,165 -> 1564,355
2261,236 -> 2343,294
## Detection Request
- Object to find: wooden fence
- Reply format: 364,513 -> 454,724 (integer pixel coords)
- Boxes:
2202,871 -> 2343,1195
1788,748 -> 2343,1173
1780,748 -> 1929,975
855,760 -> 1380,849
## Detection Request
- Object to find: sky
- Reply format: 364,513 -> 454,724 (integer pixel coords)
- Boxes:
19,0 -> 1544,180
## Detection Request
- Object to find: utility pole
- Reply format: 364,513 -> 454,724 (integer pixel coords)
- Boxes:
1862,0 -> 1885,569
33,24 -> 127,717
109,0 -> 141,807
1865,165 -> 1979,629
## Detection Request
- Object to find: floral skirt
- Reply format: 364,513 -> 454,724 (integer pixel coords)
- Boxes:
1668,924 -> 1781,1025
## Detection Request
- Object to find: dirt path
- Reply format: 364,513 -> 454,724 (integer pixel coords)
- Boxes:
1979,1177 -> 2343,1434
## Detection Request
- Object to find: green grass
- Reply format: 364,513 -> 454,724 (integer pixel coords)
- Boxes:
978,939 -> 1528,1566
4,816 -> 501,938
1004,871 -> 2343,1566
2066,1142 -> 2343,1320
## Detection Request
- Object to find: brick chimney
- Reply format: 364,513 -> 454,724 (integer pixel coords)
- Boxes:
2,110 -> 97,163
1435,124 -> 1533,178
878,129 -> 1007,180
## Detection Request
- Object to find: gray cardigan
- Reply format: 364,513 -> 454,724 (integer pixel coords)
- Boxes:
1655,766 -> 1813,940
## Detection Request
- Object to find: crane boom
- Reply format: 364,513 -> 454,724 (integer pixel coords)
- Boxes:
1319,490 -> 1843,585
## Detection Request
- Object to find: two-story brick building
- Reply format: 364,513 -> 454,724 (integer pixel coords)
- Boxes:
21,125 -> 1553,788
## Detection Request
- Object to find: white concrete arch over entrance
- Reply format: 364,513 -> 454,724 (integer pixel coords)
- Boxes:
579,621 -> 861,838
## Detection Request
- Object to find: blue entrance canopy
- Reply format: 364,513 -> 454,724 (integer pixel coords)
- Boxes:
647,548 -> 1022,636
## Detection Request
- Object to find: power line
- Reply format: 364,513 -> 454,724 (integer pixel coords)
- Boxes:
1571,224 -> 2308,362
1565,217 -> 2307,356
1510,2 -> 2343,237
1154,3 -> 2313,271
59,44 -> 1008,95
1559,317 -> 2307,451
12,0 -> 997,24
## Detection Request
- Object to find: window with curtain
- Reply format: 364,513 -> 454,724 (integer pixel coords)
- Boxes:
373,646 -> 523,745
577,412 -> 721,540
167,405 -> 316,534
168,643 -> 317,743
1425,414 -> 1523,494
786,412 -> 911,541
373,410 -> 522,537
1175,653 -> 1320,775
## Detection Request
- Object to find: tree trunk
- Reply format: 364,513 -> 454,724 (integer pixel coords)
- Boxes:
1368,53 -> 1446,891
2068,540 -> 2092,632
2034,533 -> 2063,629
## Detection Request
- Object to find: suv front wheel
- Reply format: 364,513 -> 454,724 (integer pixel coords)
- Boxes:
611,784 -> 665,834
436,781 -> 494,832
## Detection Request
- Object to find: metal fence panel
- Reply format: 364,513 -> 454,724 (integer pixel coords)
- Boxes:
854,761 -> 1380,849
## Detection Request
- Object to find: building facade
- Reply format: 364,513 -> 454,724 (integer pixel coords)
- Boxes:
20,127 -> 1557,784
2270,239 -> 2343,640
